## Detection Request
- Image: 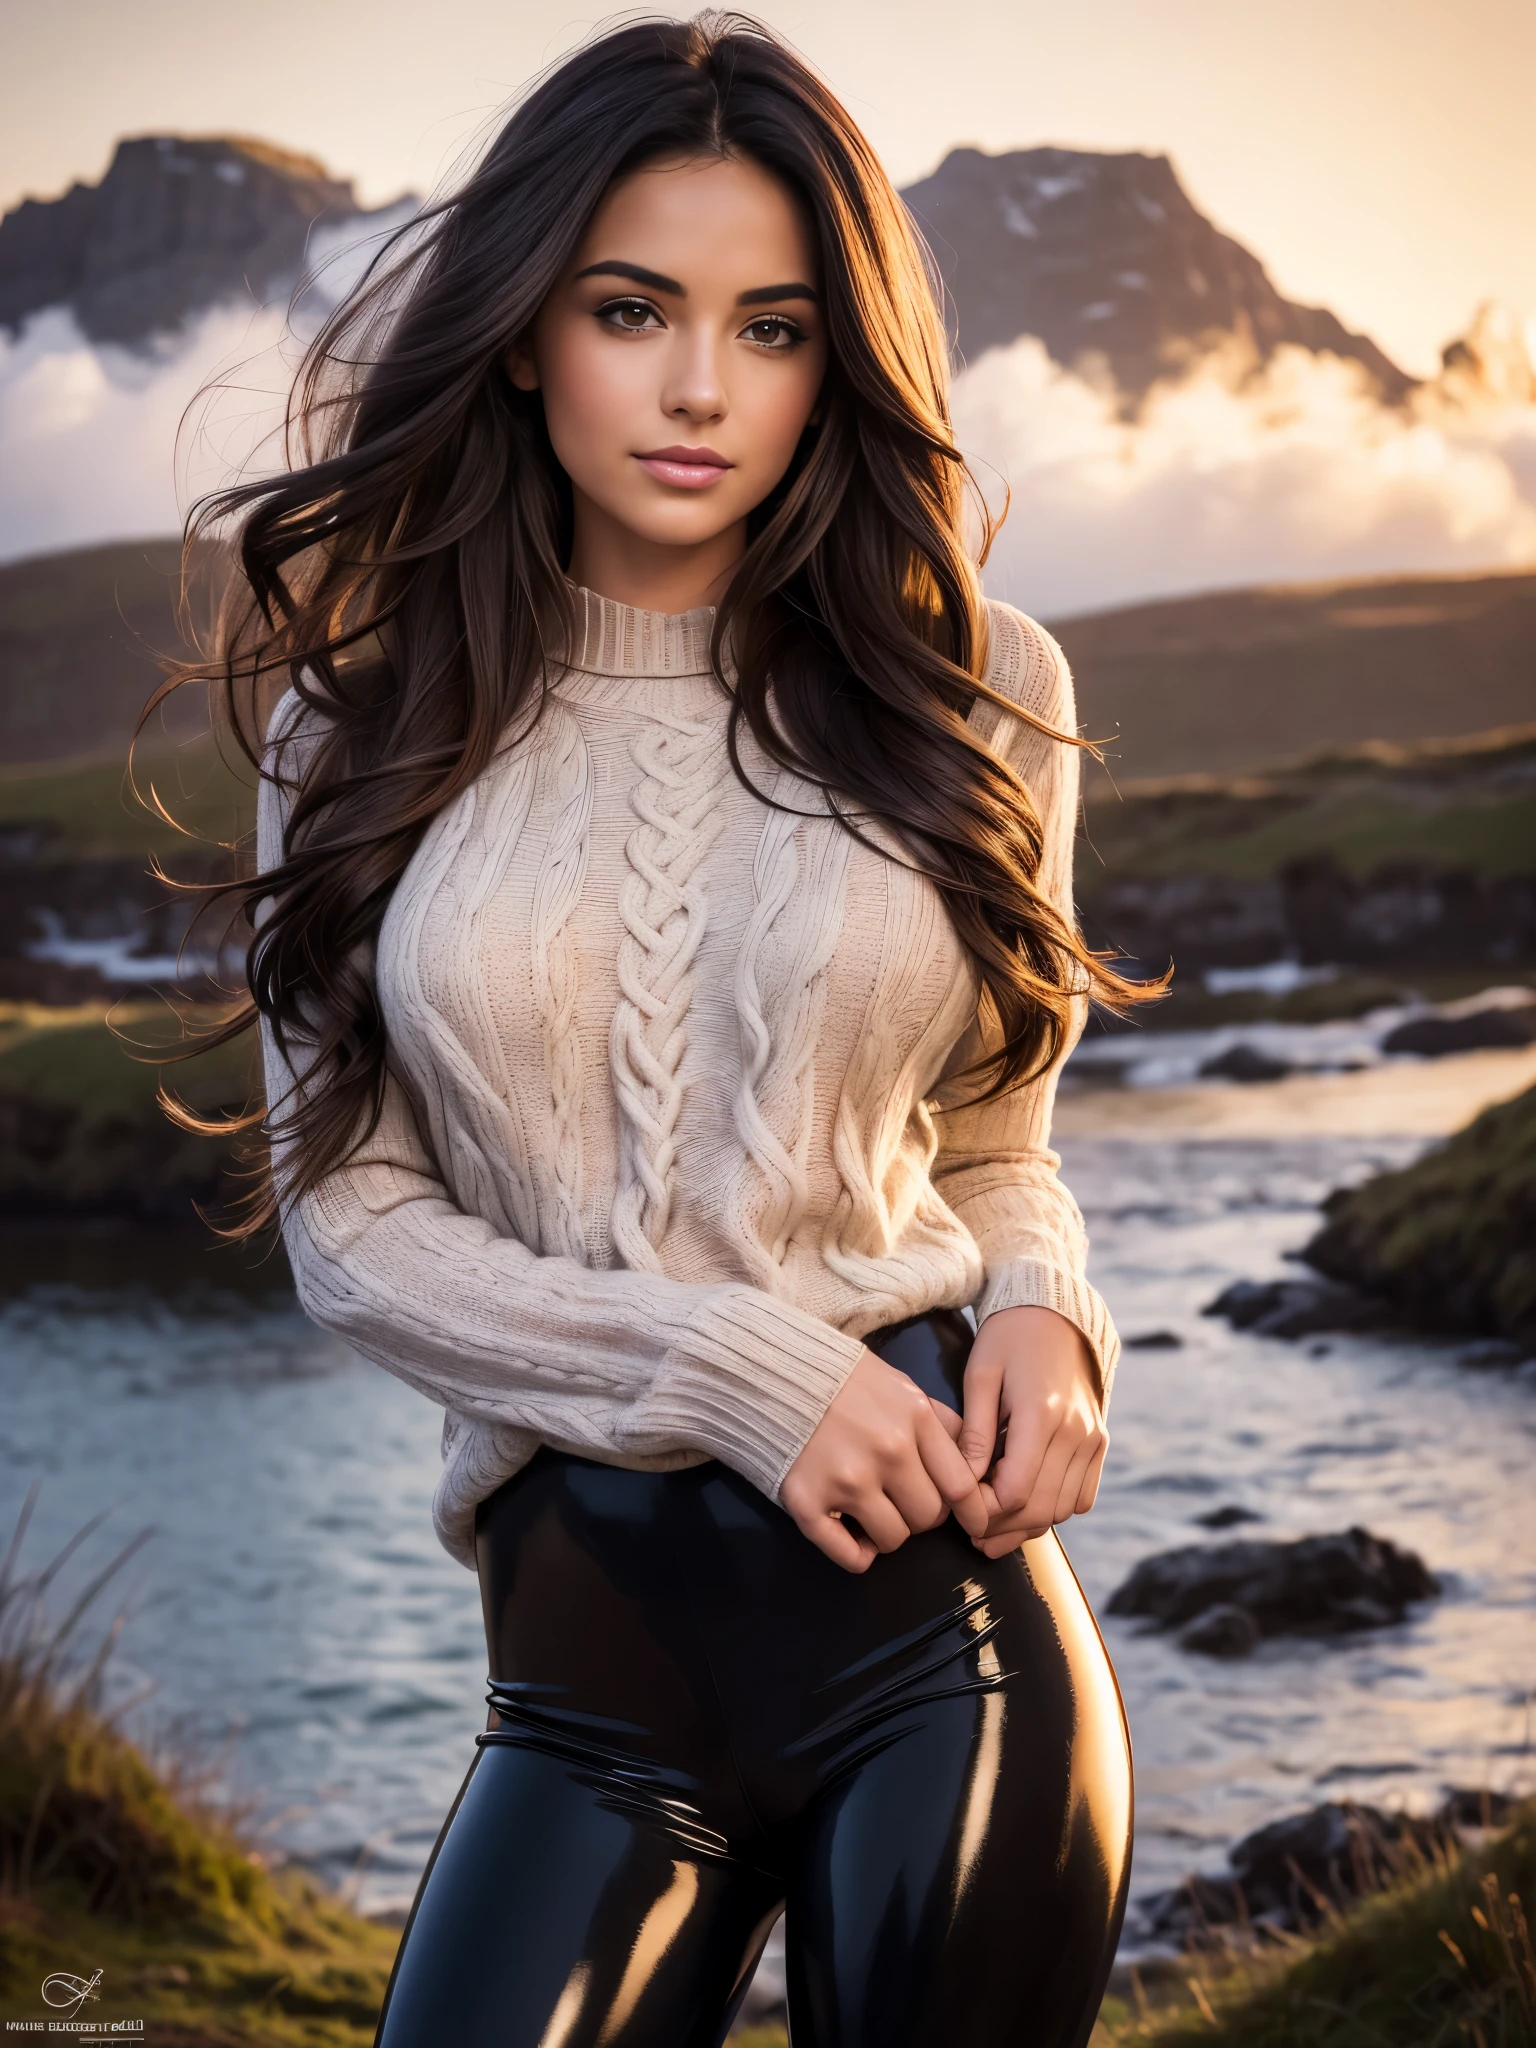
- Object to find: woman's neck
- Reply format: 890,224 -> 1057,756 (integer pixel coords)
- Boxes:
565,489 -> 746,615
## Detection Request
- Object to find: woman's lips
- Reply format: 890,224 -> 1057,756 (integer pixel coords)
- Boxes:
634,445 -> 734,489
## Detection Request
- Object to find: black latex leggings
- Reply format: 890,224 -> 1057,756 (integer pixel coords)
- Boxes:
373,1309 -> 1133,2047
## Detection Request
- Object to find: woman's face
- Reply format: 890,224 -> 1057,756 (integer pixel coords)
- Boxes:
507,152 -> 828,595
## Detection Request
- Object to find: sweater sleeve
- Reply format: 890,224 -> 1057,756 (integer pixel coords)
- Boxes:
927,602 -> 1122,1411
256,688 -> 867,1505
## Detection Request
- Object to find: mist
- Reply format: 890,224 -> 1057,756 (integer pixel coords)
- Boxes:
955,332 -> 1536,616
2,238 -> 1534,615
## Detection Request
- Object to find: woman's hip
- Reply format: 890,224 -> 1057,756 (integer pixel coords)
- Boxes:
472,1309 -> 1128,1836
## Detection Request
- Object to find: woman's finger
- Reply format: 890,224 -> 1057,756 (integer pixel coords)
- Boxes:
986,1404 -> 1058,1517
882,1454 -> 949,1539
1075,1432 -> 1109,1515
845,1488 -> 915,1556
914,1403 -> 990,1538
1053,1430 -> 1103,1526
807,1509 -> 878,1573
958,1356 -> 1003,1478
1013,1419 -> 1084,1533
927,1396 -> 964,1441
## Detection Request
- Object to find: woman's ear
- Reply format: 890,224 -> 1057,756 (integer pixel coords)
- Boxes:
505,337 -> 540,392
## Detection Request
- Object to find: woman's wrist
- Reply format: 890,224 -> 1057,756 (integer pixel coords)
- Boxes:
977,1301 -> 1103,1407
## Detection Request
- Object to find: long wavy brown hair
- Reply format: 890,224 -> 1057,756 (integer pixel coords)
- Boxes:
140,8 -> 1157,1242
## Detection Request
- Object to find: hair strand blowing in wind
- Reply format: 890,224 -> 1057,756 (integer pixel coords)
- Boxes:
136,8 -> 1162,1243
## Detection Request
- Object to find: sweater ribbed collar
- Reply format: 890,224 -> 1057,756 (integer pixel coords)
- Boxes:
561,580 -> 719,678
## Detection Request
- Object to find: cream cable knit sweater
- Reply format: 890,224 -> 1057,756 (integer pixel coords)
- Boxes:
257,585 -> 1120,1569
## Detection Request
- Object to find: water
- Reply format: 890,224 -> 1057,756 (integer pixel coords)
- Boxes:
1073,981 -> 1536,1090
1,1117 -> 1533,1949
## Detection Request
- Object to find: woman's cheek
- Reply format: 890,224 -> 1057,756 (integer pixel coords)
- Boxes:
543,341 -> 643,495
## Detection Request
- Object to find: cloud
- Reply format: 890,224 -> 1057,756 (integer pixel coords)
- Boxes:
953,333 -> 1536,616
0,203 -> 417,565
2,228 -> 1535,619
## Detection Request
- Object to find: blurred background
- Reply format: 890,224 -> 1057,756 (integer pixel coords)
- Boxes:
0,4 -> 1532,2042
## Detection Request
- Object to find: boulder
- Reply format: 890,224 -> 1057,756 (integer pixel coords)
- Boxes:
1382,1003 -> 1536,1056
1178,1603 -> 1260,1657
1202,1276 -> 1388,1337
1199,1043 -> 1293,1083
1106,1526 -> 1437,1653
1192,1504 -> 1264,1529
1137,1800 -> 1448,1945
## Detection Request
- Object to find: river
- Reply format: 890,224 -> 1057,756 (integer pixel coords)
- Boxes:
2,1039 -> 1533,1996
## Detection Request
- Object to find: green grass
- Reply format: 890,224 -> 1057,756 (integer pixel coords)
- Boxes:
1102,792 -> 1536,885
1079,726 -> 1536,895
0,742 -> 254,863
1092,1804 -> 1536,2046
0,1491 -> 400,2044
1305,1080 -> 1536,1340
0,1002 -> 259,1218
0,1001 -> 254,1114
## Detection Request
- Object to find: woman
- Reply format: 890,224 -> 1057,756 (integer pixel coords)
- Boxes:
157,14 -> 1152,2044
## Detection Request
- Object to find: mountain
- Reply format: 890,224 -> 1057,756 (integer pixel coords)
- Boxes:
1,130 -> 1418,406
898,146 -> 1414,400
0,134 -> 386,346
1434,301 -> 1536,409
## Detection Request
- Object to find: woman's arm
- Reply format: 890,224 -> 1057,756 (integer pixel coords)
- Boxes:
255,689 -> 867,1504
927,603 -> 1121,1549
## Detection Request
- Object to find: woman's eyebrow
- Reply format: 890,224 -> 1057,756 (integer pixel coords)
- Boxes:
573,261 -> 683,294
737,281 -> 819,306
572,261 -> 819,307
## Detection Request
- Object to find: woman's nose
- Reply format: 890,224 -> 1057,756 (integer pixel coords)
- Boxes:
660,327 -> 728,424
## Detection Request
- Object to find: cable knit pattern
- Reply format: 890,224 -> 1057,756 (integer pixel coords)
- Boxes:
729,781 -> 851,1294
609,703 -> 731,1273
530,703 -> 592,1262
257,583 -> 1120,1570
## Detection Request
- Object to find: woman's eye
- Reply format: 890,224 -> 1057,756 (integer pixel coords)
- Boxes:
598,298 -> 661,332
743,316 -> 801,349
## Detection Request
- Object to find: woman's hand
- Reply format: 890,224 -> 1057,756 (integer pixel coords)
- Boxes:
780,1350 -> 992,1572
959,1306 -> 1108,1558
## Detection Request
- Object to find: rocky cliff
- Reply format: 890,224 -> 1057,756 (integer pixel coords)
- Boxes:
0,134 -> 373,344
2,129 -> 1420,407
899,145 -> 1414,400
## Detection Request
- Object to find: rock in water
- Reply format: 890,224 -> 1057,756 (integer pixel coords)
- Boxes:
1106,1526 -> 1437,1653
1177,1603 -> 1260,1657
1198,1043 -> 1293,1083
1304,1081 -> 1536,1343
1193,1504 -> 1265,1530
1202,1276 -> 1387,1336
1382,1003 -> 1536,1056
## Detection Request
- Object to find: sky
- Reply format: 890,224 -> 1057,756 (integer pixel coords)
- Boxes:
5,0 -> 1536,381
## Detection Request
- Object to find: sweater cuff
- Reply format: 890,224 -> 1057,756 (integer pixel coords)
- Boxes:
623,1286 -> 869,1503
975,1259 -> 1122,1412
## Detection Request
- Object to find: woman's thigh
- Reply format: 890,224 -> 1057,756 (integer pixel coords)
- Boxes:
777,1531 -> 1133,2048
373,1739 -> 783,2048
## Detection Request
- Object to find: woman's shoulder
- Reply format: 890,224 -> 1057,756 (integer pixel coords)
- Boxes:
970,596 -> 1076,755
262,672 -> 338,777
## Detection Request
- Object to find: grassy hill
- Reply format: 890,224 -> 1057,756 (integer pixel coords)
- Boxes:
1047,568 -> 1536,783
1080,722 -> 1536,888
0,538 -> 193,766
3,539 -> 1535,780
1076,721 -> 1536,996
